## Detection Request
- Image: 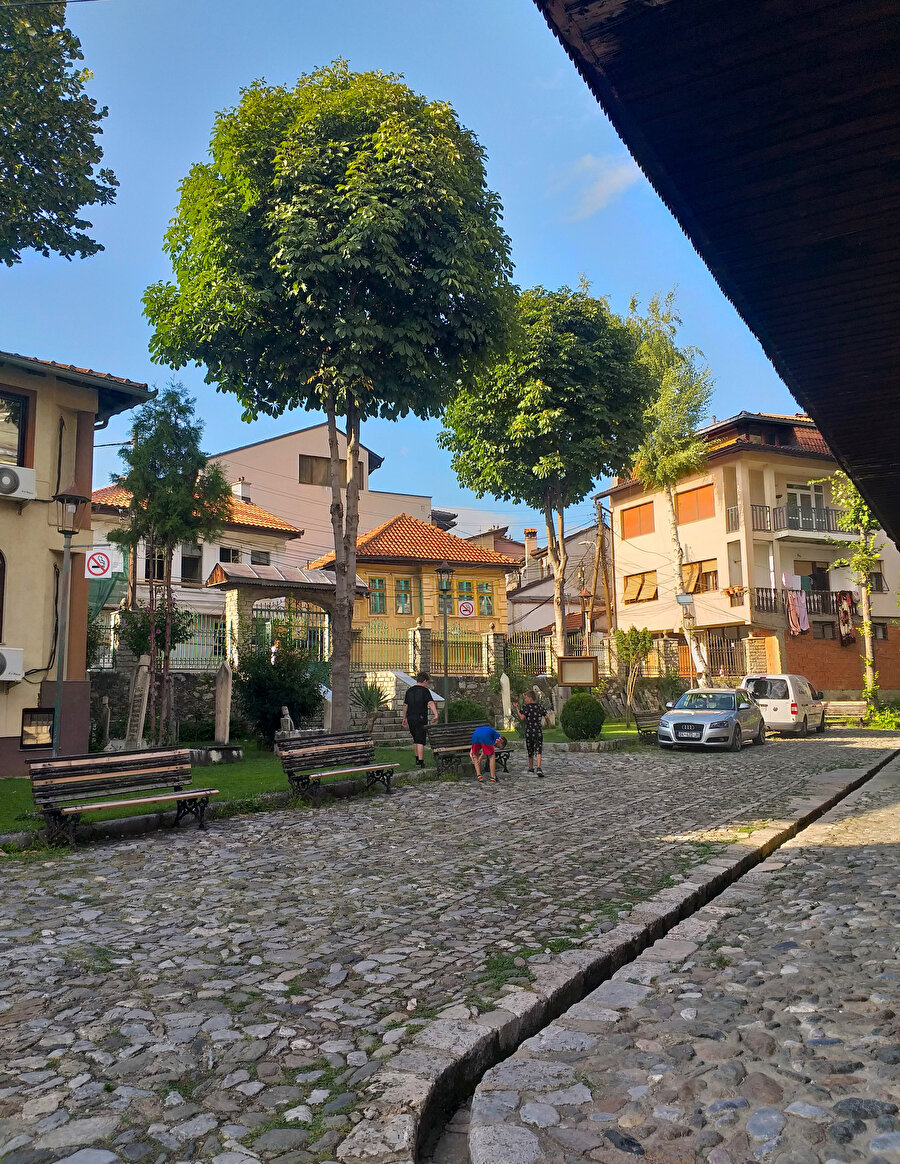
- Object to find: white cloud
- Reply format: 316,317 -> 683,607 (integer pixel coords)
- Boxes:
551,153 -> 643,221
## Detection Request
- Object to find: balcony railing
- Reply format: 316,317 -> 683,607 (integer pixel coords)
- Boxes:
751,587 -> 858,618
752,586 -> 780,613
725,505 -> 740,532
751,504 -> 771,531
773,505 -> 844,533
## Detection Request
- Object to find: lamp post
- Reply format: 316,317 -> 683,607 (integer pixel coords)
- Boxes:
52,490 -> 90,756
436,559 -> 454,723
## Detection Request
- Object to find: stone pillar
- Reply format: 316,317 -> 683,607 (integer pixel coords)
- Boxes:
499,671 -> 514,732
659,636 -> 680,677
482,625 -> 506,677
125,654 -> 151,749
223,588 -> 257,668
214,661 -> 232,745
99,695 -> 111,750
409,619 -> 432,677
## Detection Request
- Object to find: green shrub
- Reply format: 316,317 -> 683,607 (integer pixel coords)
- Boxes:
865,703 -> 900,730
447,698 -> 490,724
560,692 -> 606,740
233,642 -> 327,747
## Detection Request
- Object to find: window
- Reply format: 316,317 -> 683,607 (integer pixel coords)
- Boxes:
298,454 -> 364,489
395,577 -> 412,615
621,501 -> 654,539
675,483 -> 715,524
180,543 -> 203,584
368,577 -> 386,615
623,570 -> 658,604
219,547 -> 241,564
873,622 -> 889,641
250,550 -> 270,567
682,559 -> 718,594
20,708 -> 54,749
477,581 -> 494,616
869,570 -> 887,593
812,622 -> 837,640
144,547 -> 166,581
0,393 -> 27,466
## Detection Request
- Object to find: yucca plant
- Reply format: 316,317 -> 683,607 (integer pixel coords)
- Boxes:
349,680 -> 390,734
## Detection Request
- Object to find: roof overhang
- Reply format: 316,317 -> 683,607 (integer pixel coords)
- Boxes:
0,350 -> 153,423
206,561 -> 367,594
533,0 -> 900,542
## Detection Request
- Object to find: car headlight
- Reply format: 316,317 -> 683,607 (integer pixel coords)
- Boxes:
709,720 -> 731,729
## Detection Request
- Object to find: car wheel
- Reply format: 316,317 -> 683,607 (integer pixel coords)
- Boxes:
816,713 -> 826,734
755,720 -> 766,745
729,727 -> 742,752
798,716 -> 809,737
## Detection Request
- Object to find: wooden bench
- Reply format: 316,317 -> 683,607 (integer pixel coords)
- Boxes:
277,732 -> 397,799
823,700 -> 867,726
631,711 -> 662,743
427,721 -> 511,776
29,748 -> 218,846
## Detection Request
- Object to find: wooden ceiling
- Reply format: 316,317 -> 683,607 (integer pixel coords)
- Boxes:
534,0 -> 900,541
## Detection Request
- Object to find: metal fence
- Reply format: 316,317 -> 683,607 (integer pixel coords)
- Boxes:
351,623 -> 414,672
252,603 -> 329,659
91,610 -> 117,671
170,614 -> 227,671
506,631 -> 552,676
432,629 -> 485,676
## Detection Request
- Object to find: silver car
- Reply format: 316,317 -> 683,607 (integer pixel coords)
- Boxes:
657,688 -> 765,751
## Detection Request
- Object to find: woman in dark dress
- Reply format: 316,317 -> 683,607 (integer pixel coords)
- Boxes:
514,691 -> 548,776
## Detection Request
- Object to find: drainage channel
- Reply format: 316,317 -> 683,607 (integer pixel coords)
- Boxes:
416,749 -> 900,1164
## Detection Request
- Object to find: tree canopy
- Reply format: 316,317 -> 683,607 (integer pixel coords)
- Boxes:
0,0 -> 117,265
143,60 -> 514,423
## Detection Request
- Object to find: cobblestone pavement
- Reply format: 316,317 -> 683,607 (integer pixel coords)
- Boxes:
469,752 -> 900,1164
0,735 -> 895,1164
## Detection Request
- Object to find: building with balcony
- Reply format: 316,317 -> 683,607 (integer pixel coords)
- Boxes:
601,412 -> 900,695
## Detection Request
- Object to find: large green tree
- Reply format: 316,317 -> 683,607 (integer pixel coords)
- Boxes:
0,0 -> 117,265
143,62 -> 514,730
108,386 -> 232,743
440,283 -> 651,660
629,291 -> 714,683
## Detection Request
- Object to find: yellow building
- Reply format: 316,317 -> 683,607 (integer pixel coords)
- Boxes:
309,513 -> 521,634
0,351 -> 150,775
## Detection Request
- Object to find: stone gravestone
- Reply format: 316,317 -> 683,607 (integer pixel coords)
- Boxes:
280,705 -> 295,733
125,655 -> 151,749
99,695 -> 111,750
214,661 -> 233,745
499,672 -> 513,731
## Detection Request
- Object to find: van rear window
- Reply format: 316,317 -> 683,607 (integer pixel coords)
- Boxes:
749,678 -> 789,700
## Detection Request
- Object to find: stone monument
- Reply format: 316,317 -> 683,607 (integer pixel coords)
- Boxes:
125,655 -> 151,749
214,661 -> 232,745
280,705 -> 295,733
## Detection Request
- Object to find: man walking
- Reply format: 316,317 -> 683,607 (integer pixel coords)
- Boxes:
402,672 -> 439,768
470,724 -> 507,784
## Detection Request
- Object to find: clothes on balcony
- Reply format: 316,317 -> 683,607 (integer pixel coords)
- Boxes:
782,573 -> 809,636
838,592 -> 856,646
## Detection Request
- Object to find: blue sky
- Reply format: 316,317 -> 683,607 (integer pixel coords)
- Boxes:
0,0 -> 794,539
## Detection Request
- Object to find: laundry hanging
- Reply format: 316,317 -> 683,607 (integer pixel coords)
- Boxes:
838,591 -> 856,645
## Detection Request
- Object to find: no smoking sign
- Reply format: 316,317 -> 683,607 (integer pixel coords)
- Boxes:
458,599 -> 475,618
85,549 -> 113,580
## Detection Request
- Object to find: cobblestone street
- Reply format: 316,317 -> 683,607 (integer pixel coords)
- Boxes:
0,734 -> 895,1164
469,751 -> 900,1164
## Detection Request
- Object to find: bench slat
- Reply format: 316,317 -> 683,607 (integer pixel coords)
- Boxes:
33,767 -> 191,792
304,764 -> 399,780
60,788 -> 219,815
35,782 -> 194,807
30,749 -> 190,775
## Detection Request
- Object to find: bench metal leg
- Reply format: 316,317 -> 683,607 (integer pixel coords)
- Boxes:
174,796 -> 210,830
288,774 -> 321,802
44,809 -> 79,846
365,767 -> 393,794
496,749 -> 511,774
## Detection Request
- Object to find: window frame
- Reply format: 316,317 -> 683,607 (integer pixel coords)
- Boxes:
395,576 -> 413,616
144,546 -> 166,582
873,621 -> 889,641
477,580 -> 494,616
623,570 -> 658,604
368,576 -> 387,615
179,542 -> 203,584
219,546 -> 242,564
250,549 -> 271,567
675,483 -> 715,525
20,707 -> 55,750
298,453 -> 364,489
621,501 -> 654,539
812,621 -> 837,640
869,570 -> 887,593
0,391 -> 28,468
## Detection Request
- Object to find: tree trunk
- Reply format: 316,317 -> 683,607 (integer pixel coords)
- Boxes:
664,486 -> 710,684
543,501 -> 568,665
857,569 -> 877,709
325,390 -> 363,732
146,535 -> 157,743
158,549 -> 174,744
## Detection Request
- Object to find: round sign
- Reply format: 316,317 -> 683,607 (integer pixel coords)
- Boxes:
86,550 -> 112,578
458,599 -> 475,617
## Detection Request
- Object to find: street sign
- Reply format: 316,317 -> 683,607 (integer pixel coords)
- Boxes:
85,549 -> 113,579
458,599 -> 475,617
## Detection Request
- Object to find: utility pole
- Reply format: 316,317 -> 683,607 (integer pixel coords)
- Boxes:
590,498 -> 616,632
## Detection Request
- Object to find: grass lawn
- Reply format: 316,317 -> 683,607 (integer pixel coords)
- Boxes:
0,725 -> 636,838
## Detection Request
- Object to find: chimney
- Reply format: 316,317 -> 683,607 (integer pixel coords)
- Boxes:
232,478 -> 251,504
523,528 -> 539,583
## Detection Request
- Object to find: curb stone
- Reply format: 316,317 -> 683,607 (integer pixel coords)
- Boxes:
332,754 -> 898,1163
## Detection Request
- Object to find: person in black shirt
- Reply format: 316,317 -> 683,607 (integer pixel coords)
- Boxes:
514,691 -> 549,776
402,672 -> 438,767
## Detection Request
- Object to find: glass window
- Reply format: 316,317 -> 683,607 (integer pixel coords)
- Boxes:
477,581 -> 494,616
623,570 -> 657,603
20,708 -> 54,749
0,393 -> 27,466
299,454 -> 363,489
219,547 -> 241,564
812,622 -> 836,640
368,576 -> 386,615
395,577 -> 412,615
676,483 -> 715,524
144,547 -> 166,581
180,543 -> 203,583
683,559 -> 719,593
873,622 -> 889,641
621,501 -> 654,539
250,550 -> 270,566
675,691 -> 736,711
869,570 -> 886,593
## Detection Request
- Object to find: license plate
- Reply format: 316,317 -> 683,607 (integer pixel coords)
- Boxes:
677,730 -> 702,739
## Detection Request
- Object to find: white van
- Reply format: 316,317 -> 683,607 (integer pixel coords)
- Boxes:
741,674 -> 825,735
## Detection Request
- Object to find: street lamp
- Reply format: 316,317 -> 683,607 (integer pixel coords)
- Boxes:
436,559 -> 454,723
52,489 -> 91,756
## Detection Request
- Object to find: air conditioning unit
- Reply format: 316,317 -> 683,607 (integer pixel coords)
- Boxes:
0,465 -> 36,502
0,648 -> 25,682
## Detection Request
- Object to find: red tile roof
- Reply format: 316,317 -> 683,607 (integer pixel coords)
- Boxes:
309,513 -> 523,569
0,349 -> 149,392
92,484 -> 301,536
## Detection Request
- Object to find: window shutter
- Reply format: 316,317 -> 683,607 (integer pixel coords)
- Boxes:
682,562 -> 701,593
623,574 -> 643,602
637,571 -> 658,600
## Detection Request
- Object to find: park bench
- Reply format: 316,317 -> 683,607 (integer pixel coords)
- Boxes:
631,710 -> 662,743
823,700 -> 867,726
427,721 -> 511,776
29,748 -> 218,846
277,731 -> 397,799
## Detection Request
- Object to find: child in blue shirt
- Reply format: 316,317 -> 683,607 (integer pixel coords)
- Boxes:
470,724 -> 507,783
